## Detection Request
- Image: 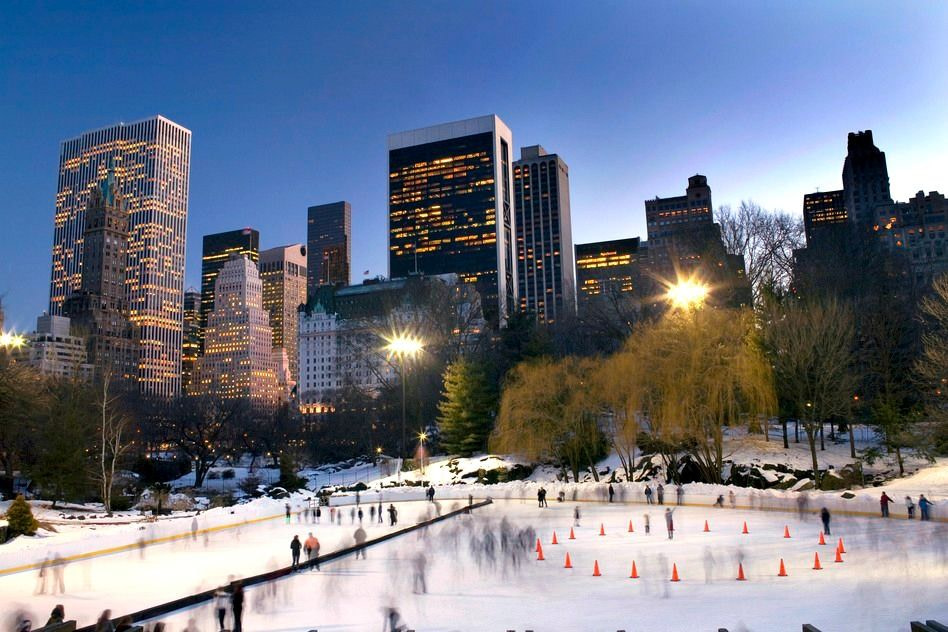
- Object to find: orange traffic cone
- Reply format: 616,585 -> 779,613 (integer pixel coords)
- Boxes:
628,520 -> 634,533
564,552 -> 572,568
630,561 -> 639,579
818,531 -> 826,545
742,521 -> 749,534
593,560 -> 601,576
834,547 -> 843,563
837,537 -> 846,554
703,520 -> 710,532
777,558 -> 788,577
551,531 -> 559,545
736,563 -> 746,581
569,527 -> 576,540
813,552 -> 822,570
535,537 -> 541,552
537,541 -> 545,561
670,563 -> 680,582
783,525 -> 791,538
599,523 -> 606,536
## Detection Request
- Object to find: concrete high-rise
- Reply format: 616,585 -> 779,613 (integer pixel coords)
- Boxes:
49,115 -> 191,397
260,244 -> 307,383
645,175 -> 716,276
388,115 -> 517,325
513,145 -> 574,322
842,130 -> 892,229
181,288 -> 201,393
192,255 -> 282,410
200,228 -> 259,351
574,238 -> 644,307
307,201 -> 351,293
61,163 -> 138,382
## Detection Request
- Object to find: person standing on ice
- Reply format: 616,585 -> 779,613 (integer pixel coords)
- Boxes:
905,496 -> 916,519
305,532 -> 320,570
821,507 -> 831,535
388,504 -> 398,526
728,490 -> 736,509
676,484 -> 684,506
285,502 -> 292,523
230,581 -> 244,632
290,535 -> 302,570
880,492 -> 894,517
213,585 -> 229,630
608,484 -> 615,502
354,525 -> 367,559
657,483 -> 665,505
370,504 -> 376,522
918,495 -> 934,521
644,484 -> 653,505
664,507 -> 676,539
315,505 -> 321,524
378,501 -> 384,523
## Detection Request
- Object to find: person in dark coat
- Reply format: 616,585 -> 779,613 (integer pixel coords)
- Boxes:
919,495 -> 934,521
880,492 -> 894,517
354,526 -> 367,559
820,507 -> 831,535
230,581 -> 244,632
657,484 -> 665,505
290,535 -> 302,570
608,484 -> 615,503
388,504 -> 398,526
95,610 -> 115,632
46,605 -> 65,626
644,485 -> 653,505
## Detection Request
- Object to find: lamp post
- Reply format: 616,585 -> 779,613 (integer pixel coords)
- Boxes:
417,431 -> 428,474
385,334 -> 423,477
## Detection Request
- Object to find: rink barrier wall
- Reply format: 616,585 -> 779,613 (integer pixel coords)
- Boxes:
72,499 -> 493,631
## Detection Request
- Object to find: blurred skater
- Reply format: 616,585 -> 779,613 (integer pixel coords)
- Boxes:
714,494 -> 724,508
378,501 -> 384,523
644,512 -> 651,535
821,507 -> 831,535
231,581 -> 244,632
728,490 -> 736,509
191,516 -> 199,541
354,526 -> 367,559
383,607 -> 407,632
285,502 -> 291,524
304,532 -> 320,570
412,551 -> 428,594
676,484 -> 684,506
214,585 -> 229,630
34,556 -> 50,594
657,483 -> 665,505
703,546 -> 715,584
370,505 -> 376,523
388,504 -> 398,526
906,496 -> 915,519
290,535 -> 302,570
51,554 -> 65,595
573,506 -> 581,527
664,507 -> 676,539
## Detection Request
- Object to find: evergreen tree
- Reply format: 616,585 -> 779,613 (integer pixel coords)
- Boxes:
31,377 -> 95,506
5,494 -> 39,538
437,359 -> 496,456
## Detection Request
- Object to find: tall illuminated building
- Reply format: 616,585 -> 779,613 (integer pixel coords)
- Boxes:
192,255 -> 281,410
49,115 -> 191,397
260,244 -> 307,383
802,189 -> 847,245
388,115 -> 517,325
200,228 -> 259,351
644,175 -> 716,275
61,162 -> 138,382
307,201 -> 351,294
513,145 -> 574,322
574,238 -> 643,308
181,288 -> 201,393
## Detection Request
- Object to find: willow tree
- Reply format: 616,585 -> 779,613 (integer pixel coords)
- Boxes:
492,356 -> 605,481
631,306 -> 775,483
763,299 -> 856,487
594,349 -> 647,481
917,273 -> 948,451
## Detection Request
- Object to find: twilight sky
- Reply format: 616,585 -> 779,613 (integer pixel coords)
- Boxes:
1,1 -> 946,330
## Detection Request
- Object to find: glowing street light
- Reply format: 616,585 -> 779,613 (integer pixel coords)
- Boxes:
665,278 -> 709,311
384,333 -> 425,477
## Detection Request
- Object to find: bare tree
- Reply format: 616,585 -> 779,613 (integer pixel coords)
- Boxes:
717,201 -> 804,303
97,376 -> 132,515
917,273 -> 948,448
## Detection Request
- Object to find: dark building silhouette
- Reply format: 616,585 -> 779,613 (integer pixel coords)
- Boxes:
645,175 -> 716,276
513,145 -> 575,323
200,228 -> 259,351
803,189 -> 848,245
181,288 -> 200,393
62,163 -> 138,381
307,201 -> 351,293
574,238 -> 643,308
842,130 -> 892,229
388,115 -> 517,325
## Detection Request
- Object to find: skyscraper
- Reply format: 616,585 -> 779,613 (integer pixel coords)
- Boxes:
513,145 -> 575,322
192,255 -> 281,410
842,130 -> 892,229
200,228 -> 259,351
61,162 -> 137,382
644,175 -> 716,276
307,201 -> 351,293
388,115 -> 517,324
803,189 -> 848,245
574,237 -> 643,307
260,244 -> 307,384
50,115 -> 191,397
181,288 -> 201,394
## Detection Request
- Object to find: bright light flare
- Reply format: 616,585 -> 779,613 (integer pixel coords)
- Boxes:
0,331 -> 26,349
385,334 -> 424,357
665,278 -> 709,310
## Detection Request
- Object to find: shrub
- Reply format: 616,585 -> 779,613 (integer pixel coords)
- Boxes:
221,469 -> 236,480
238,475 -> 263,498
5,495 -> 39,538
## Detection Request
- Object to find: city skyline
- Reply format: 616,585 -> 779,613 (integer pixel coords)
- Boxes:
2,2 -> 948,329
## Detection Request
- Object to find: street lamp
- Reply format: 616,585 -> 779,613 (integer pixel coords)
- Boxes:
665,277 -> 710,311
384,333 -> 424,477
417,431 -> 428,474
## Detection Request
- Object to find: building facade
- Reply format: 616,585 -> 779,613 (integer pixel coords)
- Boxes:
513,145 -> 574,322
388,115 -> 517,325
307,201 -> 351,293
192,255 -> 282,410
260,244 -> 307,384
15,314 -> 94,381
49,115 -> 191,397
181,288 -> 201,394
874,190 -> 948,288
200,228 -> 259,352
842,130 -> 892,229
574,238 -> 644,307
644,174 -> 717,276
803,189 -> 848,245
61,164 -> 138,382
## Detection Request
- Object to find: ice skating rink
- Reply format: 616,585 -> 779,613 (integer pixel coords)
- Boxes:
7,497 -> 942,631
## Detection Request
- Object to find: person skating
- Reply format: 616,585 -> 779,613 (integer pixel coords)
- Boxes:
412,552 -> 428,594
880,492 -> 894,517
214,585 -> 229,630
388,504 -> 398,526
354,526 -> 367,559
370,505 -> 376,522
290,535 -> 302,570
350,507 -> 356,524
285,502 -> 292,524
676,484 -> 684,506
426,486 -> 435,502
608,484 -> 615,503
664,507 -> 676,539
378,501 -> 384,523
820,507 -> 831,536
714,494 -> 724,508
919,495 -> 934,521
304,532 -> 320,570
644,484 -> 653,505
643,513 -> 651,535
45,605 -> 65,627
358,507 -> 364,524
573,506 -> 581,527
315,505 -> 321,524
657,483 -> 665,505
231,581 -> 244,632
906,496 -> 916,519
728,490 -> 736,509
191,516 -> 198,541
